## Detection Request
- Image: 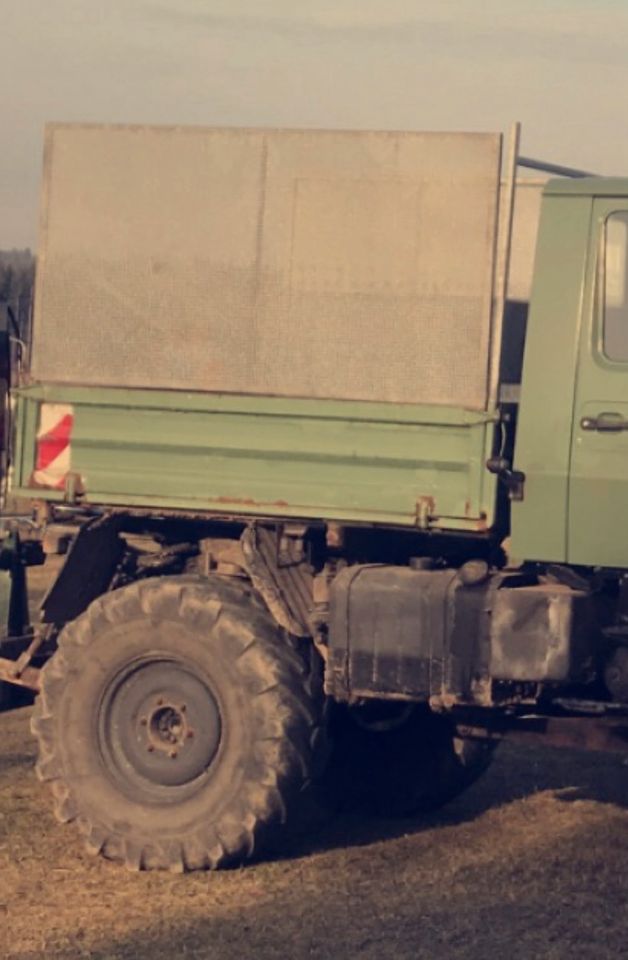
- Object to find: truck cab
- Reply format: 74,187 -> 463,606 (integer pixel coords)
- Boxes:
514,179 -> 628,569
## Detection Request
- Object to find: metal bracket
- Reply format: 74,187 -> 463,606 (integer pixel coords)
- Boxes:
415,496 -> 436,529
486,457 -> 525,501
63,471 -> 85,503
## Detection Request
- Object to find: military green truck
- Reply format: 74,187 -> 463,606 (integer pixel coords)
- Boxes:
1,121 -> 628,872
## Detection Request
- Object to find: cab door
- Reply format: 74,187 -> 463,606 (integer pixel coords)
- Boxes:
569,201 -> 628,567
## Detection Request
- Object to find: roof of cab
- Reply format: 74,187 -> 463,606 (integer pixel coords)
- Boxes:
544,177 -> 628,197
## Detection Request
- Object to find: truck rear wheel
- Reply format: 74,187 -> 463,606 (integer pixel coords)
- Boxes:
330,703 -> 495,817
31,576 -> 327,871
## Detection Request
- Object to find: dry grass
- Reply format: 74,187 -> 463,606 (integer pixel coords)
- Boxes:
3,705 -> 628,959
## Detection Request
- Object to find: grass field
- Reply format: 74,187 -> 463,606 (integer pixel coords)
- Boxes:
3,701 -> 628,959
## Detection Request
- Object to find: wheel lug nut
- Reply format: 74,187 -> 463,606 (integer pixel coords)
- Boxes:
147,745 -> 154,753
187,729 -> 194,739
169,749 -> 178,759
180,704 -> 187,713
156,698 -> 164,707
140,717 -> 147,726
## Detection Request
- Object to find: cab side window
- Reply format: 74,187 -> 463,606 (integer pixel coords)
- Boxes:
604,211 -> 628,361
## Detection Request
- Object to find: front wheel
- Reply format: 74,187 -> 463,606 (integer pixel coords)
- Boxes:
31,576 -> 327,871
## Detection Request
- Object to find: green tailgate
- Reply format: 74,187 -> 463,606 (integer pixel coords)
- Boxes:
11,384 -> 497,532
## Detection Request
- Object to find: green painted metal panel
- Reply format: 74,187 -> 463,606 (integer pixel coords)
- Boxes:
510,195 -> 593,562
544,177 -> 628,198
12,385 -> 497,532
568,199 -> 628,567
34,125 -> 502,412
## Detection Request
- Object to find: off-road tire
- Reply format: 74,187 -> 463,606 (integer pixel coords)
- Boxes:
31,576 -> 327,871
330,703 -> 495,817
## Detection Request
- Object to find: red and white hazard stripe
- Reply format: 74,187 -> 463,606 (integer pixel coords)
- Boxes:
33,403 -> 74,490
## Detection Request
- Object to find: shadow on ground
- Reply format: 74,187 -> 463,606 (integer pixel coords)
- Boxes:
5,705 -> 628,959
76,769 -> 628,960
281,738 -> 628,861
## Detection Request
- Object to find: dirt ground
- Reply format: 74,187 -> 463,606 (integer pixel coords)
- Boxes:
3,703 -> 628,960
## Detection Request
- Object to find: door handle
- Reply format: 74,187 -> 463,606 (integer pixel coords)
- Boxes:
581,412 -> 628,432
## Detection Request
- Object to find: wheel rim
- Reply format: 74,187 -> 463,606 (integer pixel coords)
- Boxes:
98,656 -> 222,801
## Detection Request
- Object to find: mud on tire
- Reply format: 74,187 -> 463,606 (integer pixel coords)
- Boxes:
31,576 -> 327,871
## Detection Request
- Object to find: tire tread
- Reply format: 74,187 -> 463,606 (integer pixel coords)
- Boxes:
31,575 -> 326,871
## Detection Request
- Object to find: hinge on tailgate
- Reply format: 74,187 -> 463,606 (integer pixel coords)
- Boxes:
415,496 -> 436,530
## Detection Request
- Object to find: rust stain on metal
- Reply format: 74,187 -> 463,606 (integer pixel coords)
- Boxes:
473,512 -> 489,532
416,495 -> 436,529
462,500 -> 488,530
326,523 -> 344,549
210,495 -> 290,509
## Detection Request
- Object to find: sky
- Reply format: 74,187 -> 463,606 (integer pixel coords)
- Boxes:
2,0 -> 628,248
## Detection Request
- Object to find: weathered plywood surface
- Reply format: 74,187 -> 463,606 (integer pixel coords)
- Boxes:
32,124 -> 502,408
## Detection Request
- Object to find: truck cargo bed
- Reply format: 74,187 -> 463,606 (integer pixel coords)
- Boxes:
12,384 -> 496,531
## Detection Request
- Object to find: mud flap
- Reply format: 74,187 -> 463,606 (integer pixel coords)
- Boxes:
41,516 -> 124,625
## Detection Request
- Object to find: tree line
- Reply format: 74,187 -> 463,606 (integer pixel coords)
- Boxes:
0,249 -> 35,336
